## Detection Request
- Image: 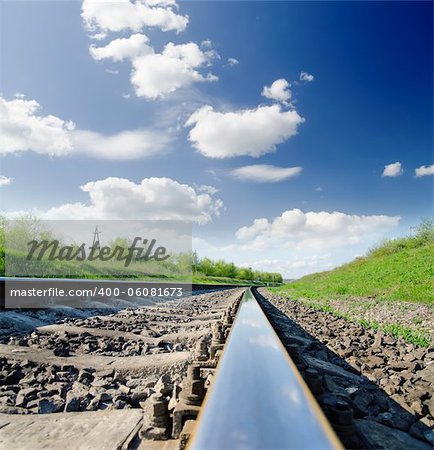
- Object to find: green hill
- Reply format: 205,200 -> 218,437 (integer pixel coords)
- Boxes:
273,243 -> 433,304
270,220 -> 433,346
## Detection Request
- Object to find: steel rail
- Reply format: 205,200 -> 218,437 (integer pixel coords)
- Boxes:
189,288 -> 343,450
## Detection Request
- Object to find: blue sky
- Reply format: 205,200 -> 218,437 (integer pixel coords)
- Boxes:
0,1 -> 432,278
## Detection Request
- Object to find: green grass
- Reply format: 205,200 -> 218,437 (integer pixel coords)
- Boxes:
270,223 -> 433,346
271,243 -> 433,304
288,300 -> 431,346
1,247 -> 262,286
1,246 -> 193,282
380,323 -> 430,347
192,275 -> 263,285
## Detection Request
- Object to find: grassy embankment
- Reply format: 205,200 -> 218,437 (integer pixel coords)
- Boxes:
270,220 -> 434,346
0,248 -> 263,286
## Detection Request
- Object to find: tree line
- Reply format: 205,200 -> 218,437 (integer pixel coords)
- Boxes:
0,216 -> 283,283
192,252 -> 283,283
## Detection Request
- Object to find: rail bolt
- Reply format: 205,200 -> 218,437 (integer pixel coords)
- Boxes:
211,323 -> 225,346
180,364 -> 205,406
139,393 -> 169,440
195,336 -> 209,362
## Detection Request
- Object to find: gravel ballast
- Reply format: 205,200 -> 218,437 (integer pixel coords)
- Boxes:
257,288 -> 433,448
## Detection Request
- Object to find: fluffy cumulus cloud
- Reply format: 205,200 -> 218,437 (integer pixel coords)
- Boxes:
235,218 -> 269,241
0,96 -> 75,156
299,71 -> 314,82
90,33 -> 153,61
0,176 -> 13,187
185,104 -> 304,158
131,42 -> 218,99
0,95 -> 171,159
235,209 -> 400,249
261,79 -> 291,104
41,177 -> 223,224
82,1 -> 220,99
231,164 -> 302,182
81,0 -> 189,34
415,163 -> 434,177
382,161 -> 403,177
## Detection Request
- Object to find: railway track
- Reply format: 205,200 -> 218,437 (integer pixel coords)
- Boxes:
0,286 -> 432,449
189,288 -> 341,450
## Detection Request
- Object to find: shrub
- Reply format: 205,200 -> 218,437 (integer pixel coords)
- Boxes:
367,218 -> 433,257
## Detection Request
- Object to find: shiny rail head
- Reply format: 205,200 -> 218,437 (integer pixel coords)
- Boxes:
189,288 -> 342,450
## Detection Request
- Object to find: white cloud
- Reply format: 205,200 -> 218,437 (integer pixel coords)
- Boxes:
201,40 -> 212,49
235,209 -> 400,250
247,255 -> 333,275
415,163 -> 434,177
315,186 -> 323,192
0,176 -> 13,187
40,177 -> 223,224
105,68 -> 119,75
382,161 -> 403,177
0,96 -> 75,156
90,33 -> 153,61
131,42 -> 218,99
236,218 -> 269,241
0,95 -> 171,160
185,104 -> 304,158
193,208 -> 400,278
82,0 -> 220,100
227,57 -> 239,66
231,164 -> 302,183
72,129 -> 171,160
81,0 -> 189,34
299,71 -> 314,82
262,79 -> 291,103
89,32 -> 107,41
194,184 -> 219,195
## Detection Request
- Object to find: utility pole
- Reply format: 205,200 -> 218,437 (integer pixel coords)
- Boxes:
92,226 -> 101,251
